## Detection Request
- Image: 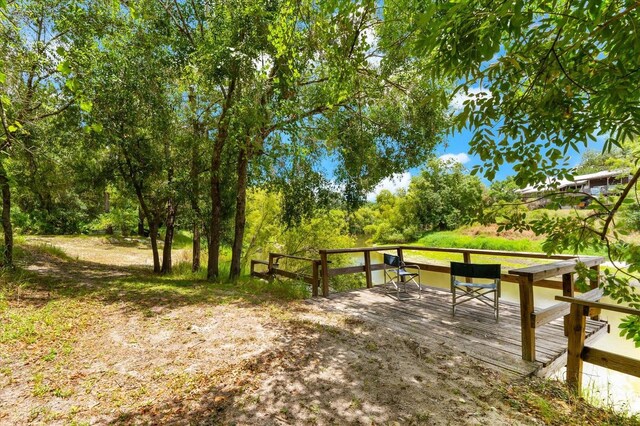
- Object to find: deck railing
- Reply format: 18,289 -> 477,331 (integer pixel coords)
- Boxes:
250,245 -> 606,363
554,295 -> 640,394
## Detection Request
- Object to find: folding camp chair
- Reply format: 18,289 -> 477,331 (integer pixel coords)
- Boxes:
383,253 -> 422,300
450,262 -> 501,320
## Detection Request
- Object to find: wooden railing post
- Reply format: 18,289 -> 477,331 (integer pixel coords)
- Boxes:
312,260 -> 319,297
589,265 -> 601,320
463,251 -> 472,283
562,272 -> 574,336
396,247 -> 406,283
320,250 -> 329,297
519,276 -> 536,362
364,251 -> 372,288
268,253 -> 276,281
566,302 -> 587,393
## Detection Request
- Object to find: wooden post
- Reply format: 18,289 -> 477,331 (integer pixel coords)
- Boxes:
519,276 -> 536,362
562,272 -> 574,336
396,247 -> 405,283
320,251 -> 329,297
463,251 -> 472,283
268,253 -> 275,281
312,260 -> 319,297
364,251 -> 372,288
566,302 -> 587,393
589,265 -> 601,320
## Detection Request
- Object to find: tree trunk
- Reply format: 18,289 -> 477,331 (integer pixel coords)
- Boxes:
208,156 -> 223,280
161,198 -> 177,274
137,207 -> 145,236
104,191 -> 113,235
149,220 -> 161,273
192,221 -> 201,272
207,77 -> 236,281
189,88 -> 202,272
207,124 -> 229,280
0,160 -> 13,268
230,145 -> 249,281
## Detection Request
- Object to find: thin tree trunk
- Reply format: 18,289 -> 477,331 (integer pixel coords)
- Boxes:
230,145 -> 249,281
137,207 -> 145,236
0,160 -> 13,268
192,221 -> 201,272
189,88 -> 202,272
149,220 -> 161,273
208,149 -> 223,280
161,198 -> 177,274
104,191 -> 113,235
161,133 -> 176,274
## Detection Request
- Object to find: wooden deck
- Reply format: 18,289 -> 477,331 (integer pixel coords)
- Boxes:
308,285 -> 609,378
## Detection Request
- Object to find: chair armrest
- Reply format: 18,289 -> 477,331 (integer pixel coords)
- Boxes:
402,263 -> 421,271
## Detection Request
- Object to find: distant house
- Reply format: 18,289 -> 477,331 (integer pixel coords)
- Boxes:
518,169 -> 631,208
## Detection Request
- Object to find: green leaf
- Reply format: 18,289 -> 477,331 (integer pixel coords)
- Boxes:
57,61 -> 72,76
65,79 -> 78,92
0,72 -> 5,84
7,124 -> 17,132
90,122 -> 103,132
80,100 -> 92,112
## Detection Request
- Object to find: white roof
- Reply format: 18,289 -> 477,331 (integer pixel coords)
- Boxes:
517,169 -> 629,194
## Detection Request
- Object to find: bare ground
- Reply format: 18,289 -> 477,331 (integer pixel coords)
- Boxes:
0,237 -> 635,425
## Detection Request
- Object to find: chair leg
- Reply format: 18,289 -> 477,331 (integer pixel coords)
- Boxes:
452,289 -> 456,316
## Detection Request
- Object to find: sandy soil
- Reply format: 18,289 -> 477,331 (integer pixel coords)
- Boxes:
0,237 -> 629,425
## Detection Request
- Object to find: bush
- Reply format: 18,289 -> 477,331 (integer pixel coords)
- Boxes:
88,207 -> 138,236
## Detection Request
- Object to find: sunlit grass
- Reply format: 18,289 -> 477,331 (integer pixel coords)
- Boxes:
418,231 -> 543,252
415,229 -> 607,256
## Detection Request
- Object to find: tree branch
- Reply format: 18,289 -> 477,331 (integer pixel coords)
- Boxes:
601,168 -> 640,239
551,47 -> 594,95
32,99 -> 74,120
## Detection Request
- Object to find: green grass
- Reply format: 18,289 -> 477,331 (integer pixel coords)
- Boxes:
33,242 -> 75,260
415,229 -> 607,257
417,231 -> 544,252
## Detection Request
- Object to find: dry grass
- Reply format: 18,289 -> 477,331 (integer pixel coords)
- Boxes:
0,236 -> 638,425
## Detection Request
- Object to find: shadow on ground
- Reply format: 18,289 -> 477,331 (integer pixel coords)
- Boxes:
11,245 -> 269,314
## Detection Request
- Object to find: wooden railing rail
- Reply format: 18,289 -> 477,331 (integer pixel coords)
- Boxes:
554,295 -> 640,393
532,288 -> 603,328
321,245 -> 579,260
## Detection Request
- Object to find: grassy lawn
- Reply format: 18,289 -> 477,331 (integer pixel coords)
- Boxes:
414,223 -> 609,257
0,236 -> 638,425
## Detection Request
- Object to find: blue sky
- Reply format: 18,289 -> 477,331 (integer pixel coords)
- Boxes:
364,126 -> 608,201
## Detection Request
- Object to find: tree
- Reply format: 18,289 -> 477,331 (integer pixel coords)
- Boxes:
85,9 -> 180,273
158,0 -> 449,281
0,0 -> 97,266
357,160 -> 485,243
406,0 -> 640,343
405,159 -> 485,232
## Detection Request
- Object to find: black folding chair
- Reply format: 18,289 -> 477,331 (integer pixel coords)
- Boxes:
450,262 -> 501,320
383,253 -> 422,300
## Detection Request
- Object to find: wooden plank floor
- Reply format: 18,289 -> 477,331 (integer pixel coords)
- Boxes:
307,284 -> 609,378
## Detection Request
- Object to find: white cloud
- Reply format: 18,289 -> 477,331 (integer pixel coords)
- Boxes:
450,87 -> 492,111
366,172 -> 412,201
438,153 -> 470,164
